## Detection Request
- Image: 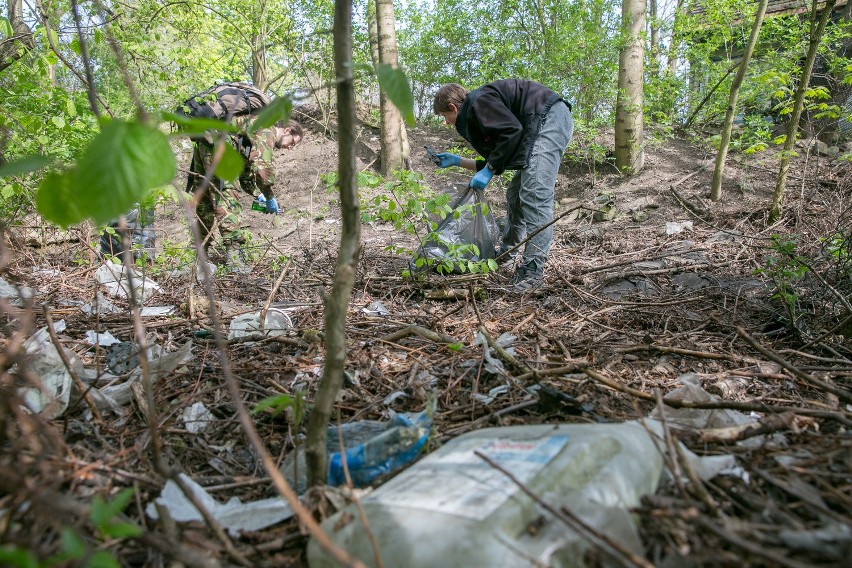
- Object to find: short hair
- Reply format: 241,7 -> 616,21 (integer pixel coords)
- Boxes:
433,83 -> 468,114
277,119 -> 304,138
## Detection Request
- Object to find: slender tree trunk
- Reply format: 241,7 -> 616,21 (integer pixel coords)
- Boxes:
666,0 -> 685,75
770,0 -> 837,223
614,0 -> 645,173
649,0 -> 659,76
375,0 -> 409,174
710,0 -> 769,202
306,0 -> 361,488
250,0 -> 269,89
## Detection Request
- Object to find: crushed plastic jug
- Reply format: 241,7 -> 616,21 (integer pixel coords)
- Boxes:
308,420 -> 666,568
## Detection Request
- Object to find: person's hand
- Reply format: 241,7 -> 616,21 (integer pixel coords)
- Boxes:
470,166 -> 494,190
265,197 -> 279,214
435,152 -> 461,168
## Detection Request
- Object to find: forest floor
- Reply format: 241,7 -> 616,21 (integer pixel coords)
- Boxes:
1,107 -> 851,567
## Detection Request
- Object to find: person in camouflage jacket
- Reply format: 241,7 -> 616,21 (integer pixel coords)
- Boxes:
189,120 -> 303,271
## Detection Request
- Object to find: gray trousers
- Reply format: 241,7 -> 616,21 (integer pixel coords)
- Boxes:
501,101 -> 574,275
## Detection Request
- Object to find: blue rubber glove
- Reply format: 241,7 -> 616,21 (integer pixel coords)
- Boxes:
470,166 -> 494,190
265,196 -> 279,214
435,152 -> 461,168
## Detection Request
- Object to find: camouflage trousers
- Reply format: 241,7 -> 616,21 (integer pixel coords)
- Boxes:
190,142 -> 251,248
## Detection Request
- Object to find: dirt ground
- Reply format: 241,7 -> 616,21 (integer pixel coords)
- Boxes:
1,108 -> 851,567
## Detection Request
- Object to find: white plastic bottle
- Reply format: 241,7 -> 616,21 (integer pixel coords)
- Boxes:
308,420 -> 665,567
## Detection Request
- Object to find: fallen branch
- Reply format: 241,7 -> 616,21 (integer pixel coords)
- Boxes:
379,324 -> 458,344
735,326 -> 851,404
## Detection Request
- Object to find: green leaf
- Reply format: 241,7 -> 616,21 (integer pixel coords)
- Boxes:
60,528 -> 86,559
254,394 -> 294,416
70,37 -> 82,56
164,112 -> 238,137
0,18 -> 13,39
101,521 -> 142,539
37,120 -> 176,228
214,142 -> 245,181
87,551 -> 121,568
0,155 -> 50,178
248,96 -> 293,134
37,171 -> 82,227
376,64 -> 415,126
52,116 -> 66,129
447,342 -> 464,351
90,488 -> 136,529
67,99 -> 77,117
0,546 -> 39,568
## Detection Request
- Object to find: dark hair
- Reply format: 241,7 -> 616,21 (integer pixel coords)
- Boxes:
433,83 -> 468,114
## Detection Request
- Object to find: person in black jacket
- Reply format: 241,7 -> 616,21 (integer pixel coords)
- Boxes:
432,80 -> 573,291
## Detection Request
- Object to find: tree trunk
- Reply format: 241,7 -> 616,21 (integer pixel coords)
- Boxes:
305,0 -> 361,488
614,0 -> 645,173
251,0 -> 269,89
710,0 -> 769,202
0,0 -> 34,73
649,0 -> 659,76
375,0 -> 409,175
770,0 -> 837,223
666,0 -> 685,75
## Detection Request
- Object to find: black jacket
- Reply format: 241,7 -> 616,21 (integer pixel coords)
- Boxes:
455,79 -> 569,174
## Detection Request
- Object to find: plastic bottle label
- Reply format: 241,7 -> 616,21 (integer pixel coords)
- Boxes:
368,434 -> 569,520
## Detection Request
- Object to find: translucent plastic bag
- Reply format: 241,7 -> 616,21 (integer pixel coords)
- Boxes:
411,185 -> 499,274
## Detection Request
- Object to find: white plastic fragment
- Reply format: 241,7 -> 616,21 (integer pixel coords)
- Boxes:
0,277 -> 34,307
665,220 -> 693,235
182,402 -> 215,434
16,320 -> 84,419
145,473 -> 293,536
227,308 -> 293,340
84,330 -> 121,347
94,261 -> 160,302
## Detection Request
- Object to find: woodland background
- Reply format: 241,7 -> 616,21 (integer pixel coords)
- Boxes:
0,0 -> 851,567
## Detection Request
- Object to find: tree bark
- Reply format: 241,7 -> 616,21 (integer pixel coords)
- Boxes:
250,0 -> 269,89
305,0 -> 361,488
614,0 -> 645,173
375,0 -> 409,174
649,0 -> 659,76
0,0 -> 34,73
710,0 -> 769,202
770,0 -> 837,223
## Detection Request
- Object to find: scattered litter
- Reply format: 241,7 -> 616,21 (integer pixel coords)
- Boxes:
665,220 -> 693,235
139,305 -> 177,317
84,330 -> 121,347
473,331 -> 516,376
382,390 -> 408,406
146,473 -> 292,536
309,420 -> 730,567
94,261 -> 160,302
471,384 -> 510,405
80,292 -> 124,315
182,402 -> 215,434
281,404 -> 433,495
106,341 -> 141,374
0,277 -> 34,307
96,341 -> 194,410
651,373 -> 786,448
228,308 -> 294,340
16,320 -> 83,419
360,300 -> 389,317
